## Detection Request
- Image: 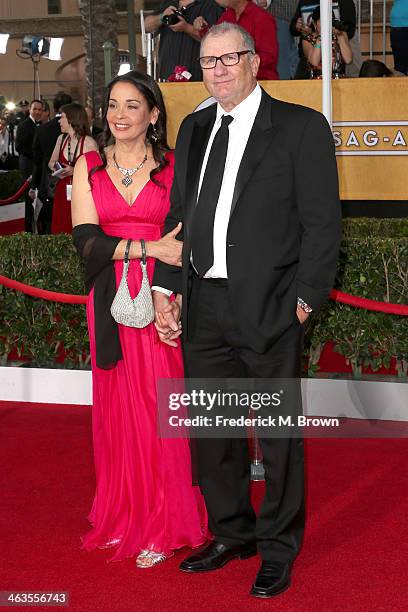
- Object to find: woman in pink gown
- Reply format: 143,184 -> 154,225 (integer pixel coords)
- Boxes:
71,72 -> 207,566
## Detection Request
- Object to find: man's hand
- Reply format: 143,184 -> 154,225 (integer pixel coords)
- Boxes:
169,16 -> 189,33
153,291 -> 182,347
162,5 -> 178,18
193,16 -> 208,31
296,306 -> 310,324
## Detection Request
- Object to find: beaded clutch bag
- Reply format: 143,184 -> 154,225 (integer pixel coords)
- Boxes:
110,239 -> 155,328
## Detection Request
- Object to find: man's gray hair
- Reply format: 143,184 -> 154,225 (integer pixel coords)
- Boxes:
200,22 -> 256,55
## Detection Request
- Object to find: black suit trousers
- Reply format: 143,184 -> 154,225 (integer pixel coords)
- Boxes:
183,275 -> 305,563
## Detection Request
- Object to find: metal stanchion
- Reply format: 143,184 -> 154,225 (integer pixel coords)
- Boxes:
369,0 -> 374,59
382,0 -> 387,64
320,0 -> 333,127
357,0 -> 361,43
249,409 -> 265,481
127,0 -> 137,69
102,41 -> 114,85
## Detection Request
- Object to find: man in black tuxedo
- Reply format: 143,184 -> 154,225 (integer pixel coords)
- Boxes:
30,92 -> 72,233
153,22 -> 341,598
15,99 -> 43,232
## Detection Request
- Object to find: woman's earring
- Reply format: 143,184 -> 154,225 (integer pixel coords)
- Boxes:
150,123 -> 159,143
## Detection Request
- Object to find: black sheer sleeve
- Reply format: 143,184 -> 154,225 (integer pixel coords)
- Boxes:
72,223 -> 123,369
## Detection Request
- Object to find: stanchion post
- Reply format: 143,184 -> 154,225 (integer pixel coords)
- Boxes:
320,0 -> 333,126
127,0 -> 137,69
382,0 -> 387,64
103,41 -> 114,86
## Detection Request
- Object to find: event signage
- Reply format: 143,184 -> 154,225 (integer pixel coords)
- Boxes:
334,121 -> 408,155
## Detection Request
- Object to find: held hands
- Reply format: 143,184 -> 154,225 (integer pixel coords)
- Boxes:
150,222 -> 183,267
153,292 -> 182,347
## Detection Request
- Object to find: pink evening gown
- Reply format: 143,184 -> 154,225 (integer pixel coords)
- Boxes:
81,150 -> 207,562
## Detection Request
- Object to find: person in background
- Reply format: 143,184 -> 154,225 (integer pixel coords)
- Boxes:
267,0 -> 298,79
194,0 -> 279,80
41,101 -> 51,123
0,116 -> 18,170
359,59 -> 393,78
15,99 -> 44,231
302,7 -> 353,79
390,0 -> 408,75
49,102 -> 97,234
15,99 -> 30,124
144,0 -> 223,81
290,0 -> 356,79
31,91 -> 72,234
85,106 -> 103,141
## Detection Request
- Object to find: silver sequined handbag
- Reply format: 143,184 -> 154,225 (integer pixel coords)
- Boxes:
110,239 -> 155,328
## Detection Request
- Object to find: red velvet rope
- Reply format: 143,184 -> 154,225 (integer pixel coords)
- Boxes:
0,178 -> 31,205
329,289 -> 408,316
0,275 -> 87,304
0,275 -> 407,314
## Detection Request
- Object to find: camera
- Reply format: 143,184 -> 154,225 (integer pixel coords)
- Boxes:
162,6 -> 187,26
333,19 -> 348,32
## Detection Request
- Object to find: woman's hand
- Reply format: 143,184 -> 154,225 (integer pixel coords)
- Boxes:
149,222 -> 183,266
59,165 -> 74,178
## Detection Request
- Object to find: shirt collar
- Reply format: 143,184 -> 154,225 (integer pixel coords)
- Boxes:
215,83 -> 262,126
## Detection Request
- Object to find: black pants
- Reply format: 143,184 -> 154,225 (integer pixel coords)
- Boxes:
183,276 -> 305,563
391,27 -> 408,75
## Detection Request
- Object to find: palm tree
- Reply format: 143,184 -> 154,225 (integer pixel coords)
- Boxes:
79,0 -> 119,116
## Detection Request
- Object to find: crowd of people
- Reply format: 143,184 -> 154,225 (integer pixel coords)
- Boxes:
144,0 -> 407,82
0,94 -> 101,233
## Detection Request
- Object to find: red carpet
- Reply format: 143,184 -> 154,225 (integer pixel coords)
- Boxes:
1,400 -> 408,611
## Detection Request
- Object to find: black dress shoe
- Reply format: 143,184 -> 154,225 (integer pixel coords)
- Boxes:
179,541 -> 257,573
250,561 -> 292,598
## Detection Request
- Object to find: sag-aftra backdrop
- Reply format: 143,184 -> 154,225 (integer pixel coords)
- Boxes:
159,78 -> 408,201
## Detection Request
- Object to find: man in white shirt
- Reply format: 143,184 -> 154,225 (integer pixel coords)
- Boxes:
153,22 -> 341,597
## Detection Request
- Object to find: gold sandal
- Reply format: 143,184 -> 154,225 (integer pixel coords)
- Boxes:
136,549 -> 167,568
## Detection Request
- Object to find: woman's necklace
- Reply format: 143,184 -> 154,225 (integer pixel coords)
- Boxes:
112,148 -> 148,187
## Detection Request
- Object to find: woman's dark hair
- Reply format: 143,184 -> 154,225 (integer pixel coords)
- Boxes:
359,59 -> 393,78
61,102 -> 90,137
89,71 -> 170,187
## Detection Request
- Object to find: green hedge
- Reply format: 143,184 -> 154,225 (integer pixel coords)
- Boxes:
0,234 -> 88,368
0,220 -> 407,375
0,170 -> 22,199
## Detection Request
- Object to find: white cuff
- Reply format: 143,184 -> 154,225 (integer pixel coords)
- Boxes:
152,286 -> 173,297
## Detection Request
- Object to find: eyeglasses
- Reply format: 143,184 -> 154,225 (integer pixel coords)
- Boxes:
199,50 -> 253,69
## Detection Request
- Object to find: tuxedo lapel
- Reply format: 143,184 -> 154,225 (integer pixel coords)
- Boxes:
184,107 -> 216,231
230,91 -> 276,218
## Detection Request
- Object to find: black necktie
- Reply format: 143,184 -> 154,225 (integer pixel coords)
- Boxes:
191,114 -> 234,277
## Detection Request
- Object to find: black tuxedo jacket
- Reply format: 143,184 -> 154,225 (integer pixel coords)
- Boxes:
153,89 -> 342,353
15,116 -> 38,179
31,117 -> 61,197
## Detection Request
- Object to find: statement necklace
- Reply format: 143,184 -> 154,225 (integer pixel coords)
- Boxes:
112,150 -> 148,187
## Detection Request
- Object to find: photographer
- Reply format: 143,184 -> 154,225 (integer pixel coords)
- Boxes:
290,0 -> 356,79
144,0 -> 223,81
301,7 -> 352,79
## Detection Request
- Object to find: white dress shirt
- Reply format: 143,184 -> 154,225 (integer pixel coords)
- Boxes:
152,84 -> 262,295
198,84 -> 262,278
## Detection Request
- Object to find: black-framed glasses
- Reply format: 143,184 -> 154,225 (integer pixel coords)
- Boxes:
199,50 -> 253,69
